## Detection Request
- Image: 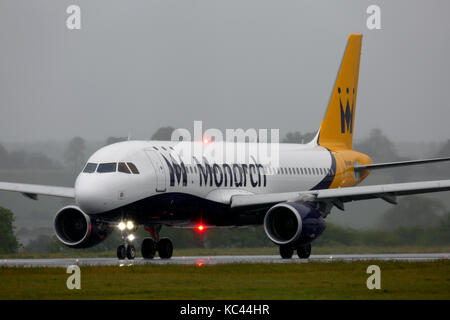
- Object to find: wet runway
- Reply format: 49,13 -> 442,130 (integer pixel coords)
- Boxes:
0,253 -> 448,268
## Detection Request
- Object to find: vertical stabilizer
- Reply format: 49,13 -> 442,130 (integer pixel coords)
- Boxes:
317,34 -> 362,150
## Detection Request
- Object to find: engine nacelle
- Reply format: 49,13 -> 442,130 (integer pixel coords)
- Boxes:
263,202 -> 326,246
54,205 -> 112,248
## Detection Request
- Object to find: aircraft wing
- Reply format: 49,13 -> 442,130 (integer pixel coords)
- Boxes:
0,182 -> 75,200
230,179 -> 450,210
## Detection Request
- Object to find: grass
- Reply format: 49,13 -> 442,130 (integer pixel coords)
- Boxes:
2,245 -> 450,259
0,261 -> 449,299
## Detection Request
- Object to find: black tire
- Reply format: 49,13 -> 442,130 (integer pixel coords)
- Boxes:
297,243 -> 311,259
157,238 -> 173,259
117,245 -> 126,260
141,238 -> 156,259
126,244 -> 136,260
279,245 -> 294,259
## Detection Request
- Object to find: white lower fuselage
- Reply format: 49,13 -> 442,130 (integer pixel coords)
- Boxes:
75,140 -> 336,227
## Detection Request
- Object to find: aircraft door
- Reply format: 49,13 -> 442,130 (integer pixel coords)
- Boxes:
145,150 -> 166,192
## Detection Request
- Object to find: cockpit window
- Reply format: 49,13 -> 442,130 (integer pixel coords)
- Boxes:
127,162 -> 140,174
83,162 -> 97,173
97,163 -> 117,173
118,162 -> 131,174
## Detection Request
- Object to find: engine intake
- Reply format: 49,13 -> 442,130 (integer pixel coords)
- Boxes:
54,205 -> 111,248
264,202 -> 326,246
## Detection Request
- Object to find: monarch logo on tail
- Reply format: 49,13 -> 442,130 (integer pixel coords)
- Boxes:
339,87 -> 355,134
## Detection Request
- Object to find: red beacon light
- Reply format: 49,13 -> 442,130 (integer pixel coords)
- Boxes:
197,224 -> 205,232
202,137 -> 209,144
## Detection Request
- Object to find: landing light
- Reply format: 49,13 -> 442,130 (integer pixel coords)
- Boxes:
126,221 -> 134,230
118,222 -> 126,231
127,234 -> 135,241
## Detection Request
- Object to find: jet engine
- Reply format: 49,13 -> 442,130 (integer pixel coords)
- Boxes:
54,205 -> 112,248
263,202 -> 326,246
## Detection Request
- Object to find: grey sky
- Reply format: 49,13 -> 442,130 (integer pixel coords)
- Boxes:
0,0 -> 449,143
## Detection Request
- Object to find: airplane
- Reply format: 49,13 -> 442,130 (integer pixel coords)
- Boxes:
2,34 -> 450,260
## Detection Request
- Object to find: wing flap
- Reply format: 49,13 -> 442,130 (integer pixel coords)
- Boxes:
230,179 -> 450,208
0,182 -> 75,199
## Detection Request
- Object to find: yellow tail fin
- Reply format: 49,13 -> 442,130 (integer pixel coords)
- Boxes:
318,34 -> 362,150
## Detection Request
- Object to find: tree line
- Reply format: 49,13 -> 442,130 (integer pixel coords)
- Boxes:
1,194 -> 449,254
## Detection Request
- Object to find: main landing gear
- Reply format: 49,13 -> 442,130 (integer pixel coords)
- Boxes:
141,225 -> 173,260
279,243 -> 312,259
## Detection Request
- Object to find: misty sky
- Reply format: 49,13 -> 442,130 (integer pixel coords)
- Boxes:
0,0 -> 449,144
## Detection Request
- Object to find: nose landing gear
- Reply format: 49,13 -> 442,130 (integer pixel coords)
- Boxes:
117,244 -> 136,260
116,220 -> 137,260
115,221 -> 174,260
142,225 -> 173,259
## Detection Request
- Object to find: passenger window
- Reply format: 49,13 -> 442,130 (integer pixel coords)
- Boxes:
308,168 -> 312,175
83,163 -> 97,173
127,162 -> 140,174
153,146 -> 158,150
161,147 -> 167,151
288,168 -> 292,174
118,162 -> 131,174
97,163 -> 117,173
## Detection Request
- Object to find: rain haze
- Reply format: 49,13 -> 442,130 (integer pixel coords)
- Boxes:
0,1 -> 450,234
0,0 -> 449,143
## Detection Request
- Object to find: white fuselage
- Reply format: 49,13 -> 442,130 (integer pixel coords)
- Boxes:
75,140 -> 334,216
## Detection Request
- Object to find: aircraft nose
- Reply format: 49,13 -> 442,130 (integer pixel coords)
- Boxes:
75,175 -> 111,214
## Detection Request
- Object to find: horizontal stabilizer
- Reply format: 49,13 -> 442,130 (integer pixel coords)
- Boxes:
354,157 -> 450,172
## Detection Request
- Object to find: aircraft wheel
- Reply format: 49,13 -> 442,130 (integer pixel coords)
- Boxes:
279,245 -> 294,259
141,238 -> 156,259
157,238 -> 173,259
117,244 -> 126,260
297,243 -> 311,259
126,244 -> 136,260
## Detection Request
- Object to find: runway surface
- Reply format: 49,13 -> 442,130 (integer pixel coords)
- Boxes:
1,253 -> 449,267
